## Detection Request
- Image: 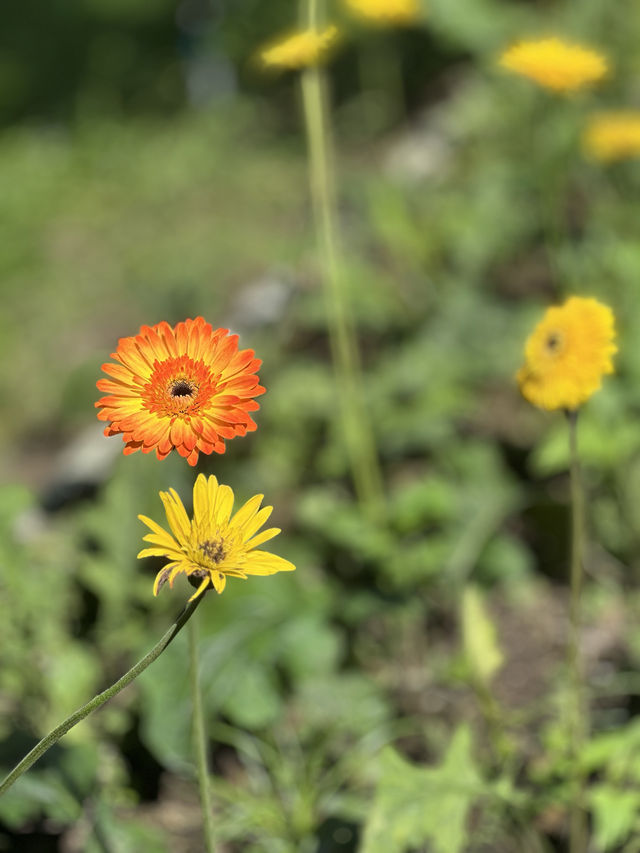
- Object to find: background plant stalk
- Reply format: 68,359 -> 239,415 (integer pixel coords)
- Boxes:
300,0 -> 384,519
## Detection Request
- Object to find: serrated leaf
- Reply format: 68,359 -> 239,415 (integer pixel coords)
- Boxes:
362,726 -> 482,853
590,785 -> 640,851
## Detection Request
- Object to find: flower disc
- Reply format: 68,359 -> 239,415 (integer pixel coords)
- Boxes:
344,0 -> 421,26
516,296 -> 617,411
499,37 -> 608,93
583,112 -> 640,162
96,317 -> 265,465
138,473 -> 296,601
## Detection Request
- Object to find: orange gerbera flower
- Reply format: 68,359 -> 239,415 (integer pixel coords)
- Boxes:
96,317 -> 265,466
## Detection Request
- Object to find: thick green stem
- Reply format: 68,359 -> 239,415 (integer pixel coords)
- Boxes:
188,617 -> 216,853
300,0 -> 384,519
567,410 -> 588,853
0,596 -> 203,798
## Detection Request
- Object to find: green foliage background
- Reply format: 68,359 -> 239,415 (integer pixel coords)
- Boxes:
2,0 -> 640,851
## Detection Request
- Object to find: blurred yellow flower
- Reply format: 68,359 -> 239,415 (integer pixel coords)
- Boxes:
517,297 -> 617,411
344,0 -> 421,26
499,37 -> 608,93
260,26 -> 339,70
583,111 -> 640,162
138,474 -> 295,602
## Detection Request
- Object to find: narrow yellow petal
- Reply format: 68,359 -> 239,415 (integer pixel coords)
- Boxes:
168,563 -> 188,587
138,546 -> 184,559
244,551 -> 296,575
241,505 -> 273,541
229,494 -> 263,531
138,514 -> 172,539
160,489 -> 192,544
188,576 -> 212,602
213,485 -> 234,527
193,474 -> 209,525
245,527 -> 281,550
142,531 -> 183,550
153,562 -> 179,595
210,570 -> 227,594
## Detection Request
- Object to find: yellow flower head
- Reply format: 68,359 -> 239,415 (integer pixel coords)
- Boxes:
344,0 -> 421,26
138,474 -> 296,602
498,37 -> 608,93
583,111 -> 640,162
260,25 -> 339,70
516,296 -> 617,411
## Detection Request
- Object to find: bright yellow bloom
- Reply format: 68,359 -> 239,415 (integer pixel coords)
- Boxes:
344,0 -> 421,26
517,297 -> 617,411
138,475 -> 295,602
583,112 -> 640,162
499,37 -> 608,93
260,26 -> 339,70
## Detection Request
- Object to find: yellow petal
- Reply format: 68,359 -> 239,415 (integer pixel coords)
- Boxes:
210,570 -> 227,594
153,562 -> 179,595
160,489 -> 192,544
138,514 -> 172,539
188,576 -> 212,602
244,551 -> 296,575
213,484 -> 234,527
142,531 -> 182,550
138,546 -> 184,559
245,527 -> 281,550
241,505 -> 273,541
193,474 -> 209,525
230,494 -> 263,531
168,563 -> 188,587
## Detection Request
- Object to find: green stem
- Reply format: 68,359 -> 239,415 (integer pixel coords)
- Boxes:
0,596 -> 203,798
188,617 -> 216,853
567,410 -> 588,853
300,0 -> 384,519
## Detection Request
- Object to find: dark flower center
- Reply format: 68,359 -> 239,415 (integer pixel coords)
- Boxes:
199,539 -> 227,564
545,331 -> 563,353
170,379 -> 196,398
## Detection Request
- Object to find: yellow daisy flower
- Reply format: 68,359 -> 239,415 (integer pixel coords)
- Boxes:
516,296 -> 617,411
583,111 -> 640,162
498,37 -> 608,93
344,0 -> 421,26
260,25 -> 339,70
138,474 -> 296,602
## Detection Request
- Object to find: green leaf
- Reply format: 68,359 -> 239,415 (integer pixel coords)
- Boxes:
461,585 -> 503,686
590,785 -> 640,851
362,726 -> 482,853
220,664 -> 282,730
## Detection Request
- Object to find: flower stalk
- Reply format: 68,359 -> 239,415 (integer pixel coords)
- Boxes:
189,617 -> 216,853
0,596 -> 203,798
300,0 -> 384,519
567,410 -> 587,853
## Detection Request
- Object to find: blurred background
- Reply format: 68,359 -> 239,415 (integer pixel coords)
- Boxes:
2,0 -> 640,851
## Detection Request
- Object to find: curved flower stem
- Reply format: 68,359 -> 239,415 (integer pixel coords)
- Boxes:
0,596 -> 203,798
300,0 -> 385,520
188,617 -> 216,853
567,410 -> 588,853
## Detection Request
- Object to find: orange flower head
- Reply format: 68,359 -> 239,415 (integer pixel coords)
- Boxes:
96,317 -> 265,466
